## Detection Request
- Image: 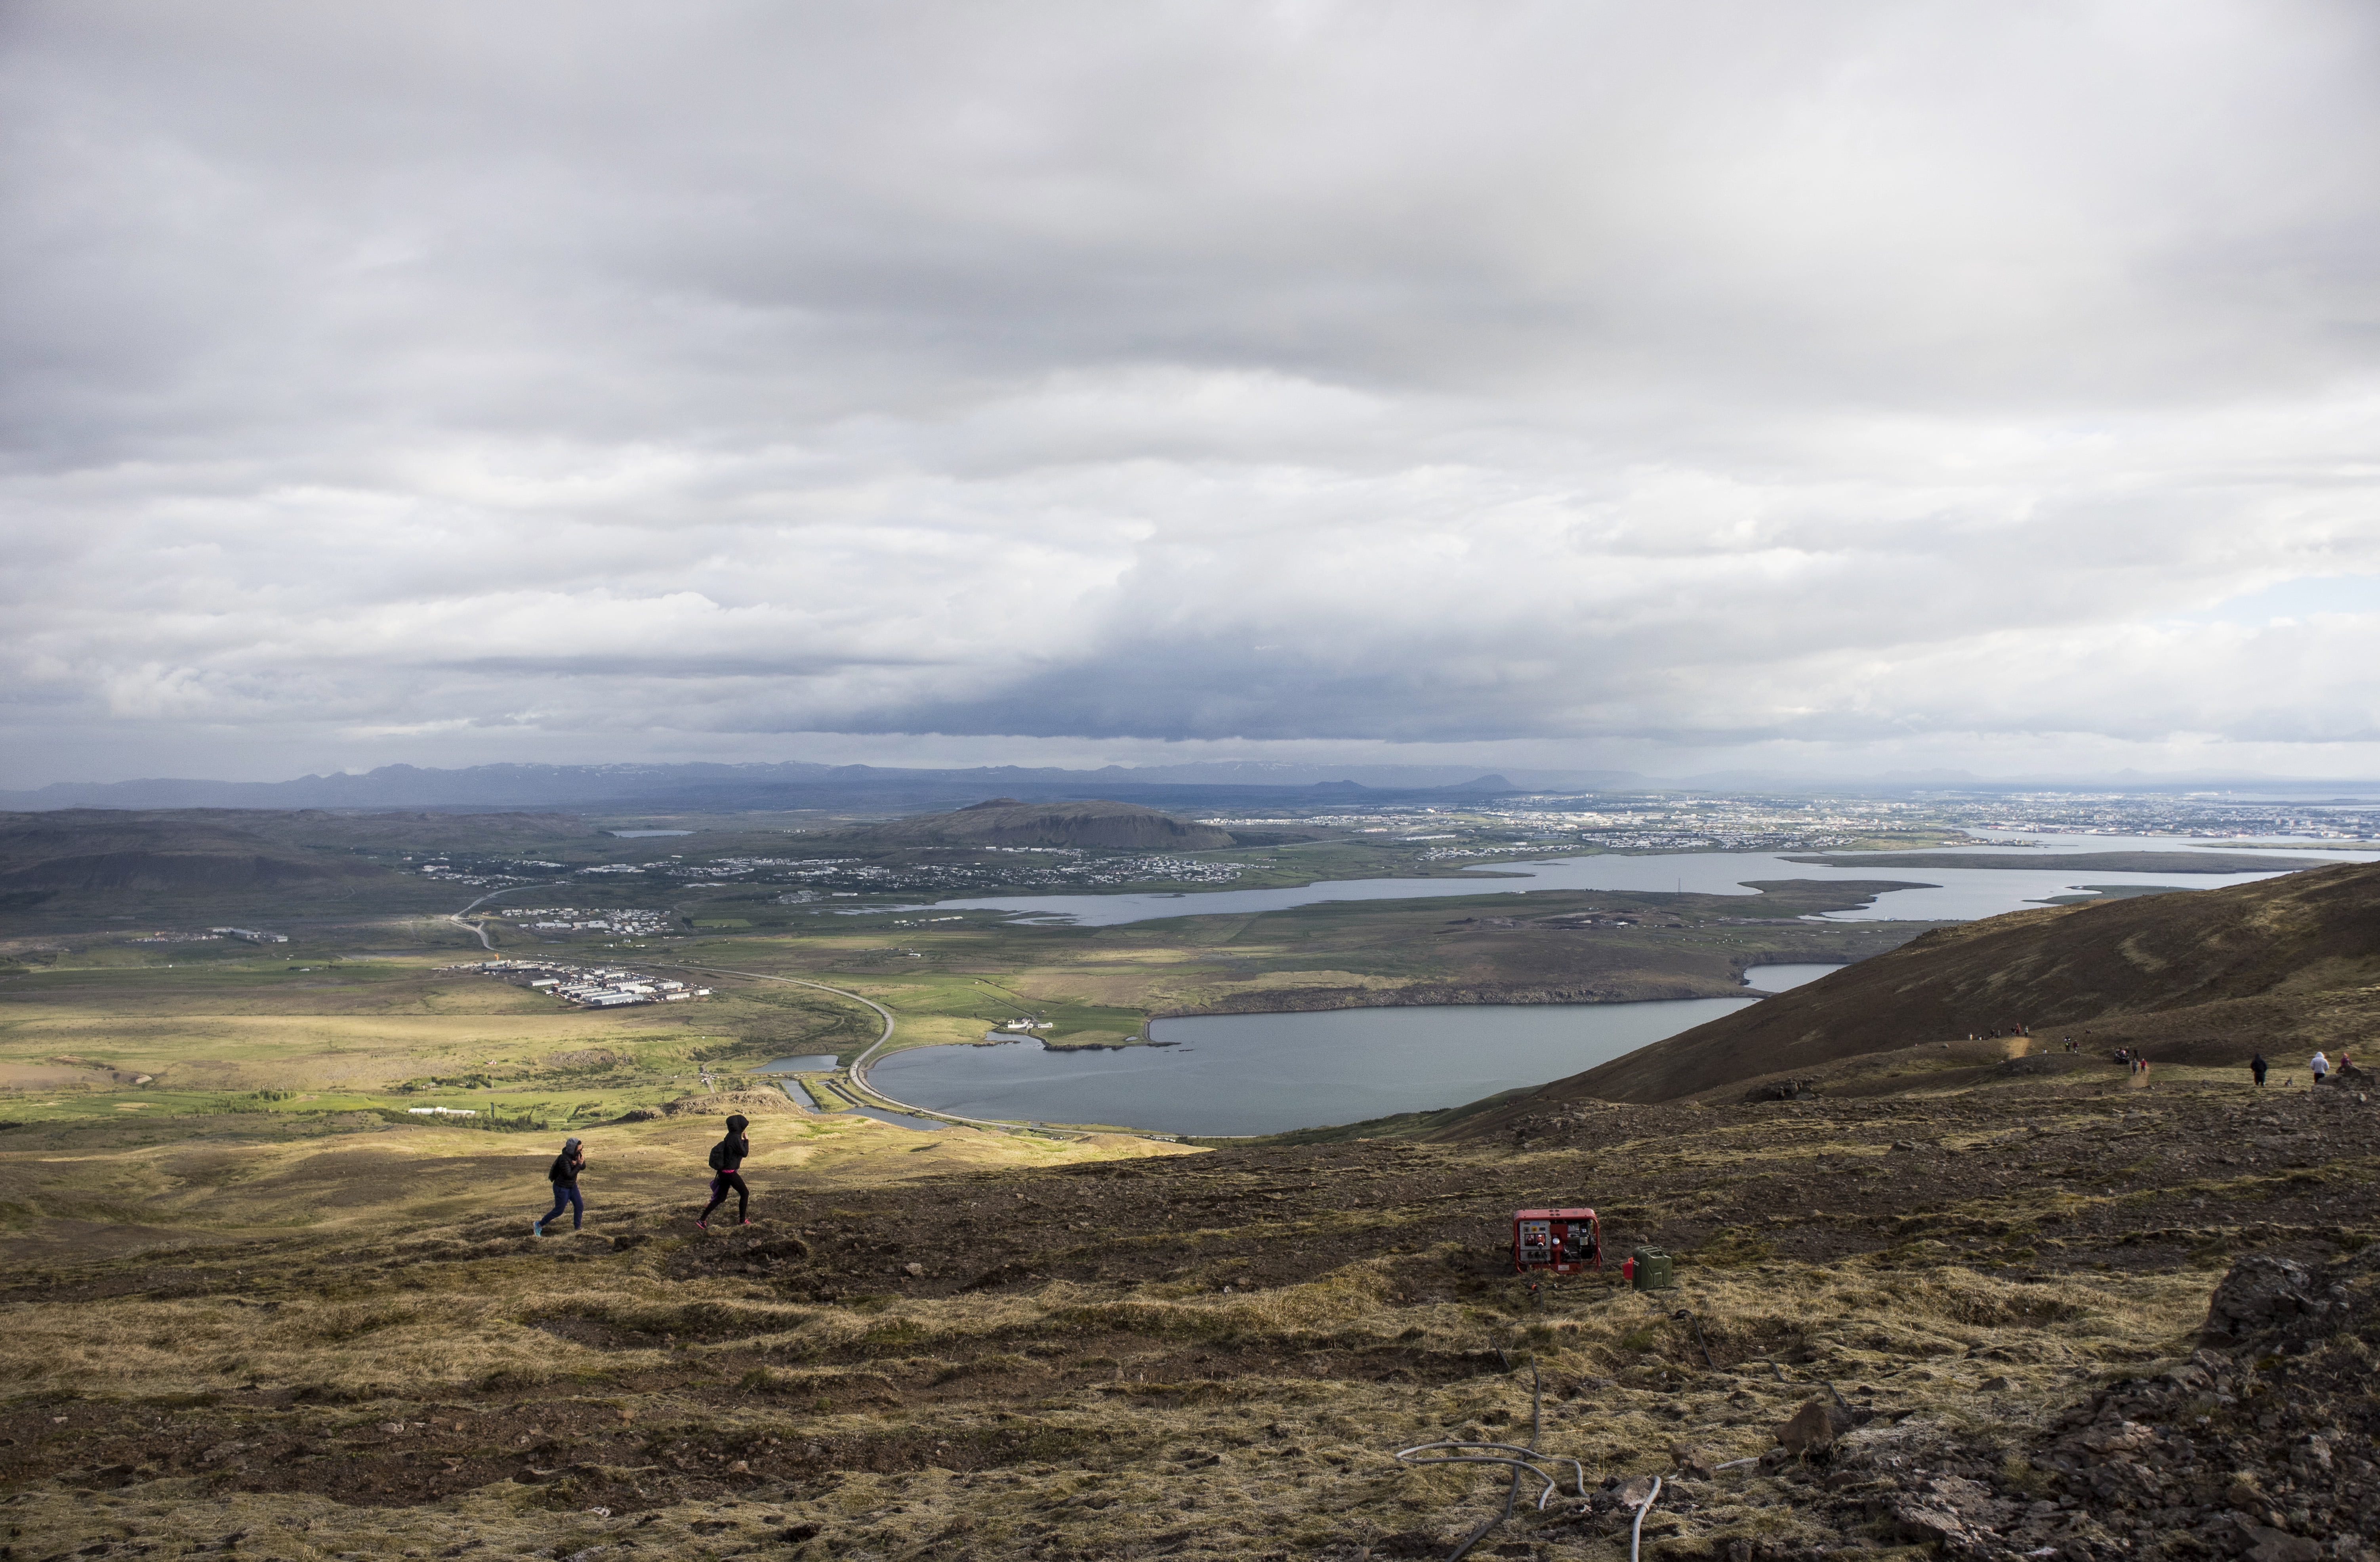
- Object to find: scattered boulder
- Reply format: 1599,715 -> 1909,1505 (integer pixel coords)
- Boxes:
1668,1442 -> 1716,1479
1775,1398 -> 1854,1455
662,1089 -> 808,1117
2075,1419 -> 2158,1457
2203,1254 -> 2336,1340
1742,1078 -> 1823,1103
2238,1526 -> 2324,1562
1888,1474 -> 2020,1560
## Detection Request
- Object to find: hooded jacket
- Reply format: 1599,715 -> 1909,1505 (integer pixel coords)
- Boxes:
713,1115 -> 750,1174
548,1139 -> 585,1186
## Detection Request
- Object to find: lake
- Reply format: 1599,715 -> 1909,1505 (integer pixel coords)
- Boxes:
849,833 -> 2378,928
1741,962 -> 1843,991
866,995 -> 1758,1137
818,833 -> 2380,1135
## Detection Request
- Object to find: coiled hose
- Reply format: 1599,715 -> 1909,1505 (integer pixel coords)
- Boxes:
1394,1361 -> 1576,1560
1393,1339 -> 1667,1560
1392,1354 -> 1667,1562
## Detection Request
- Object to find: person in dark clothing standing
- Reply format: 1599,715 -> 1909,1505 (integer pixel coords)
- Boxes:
698,1113 -> 752,1230
536,1136 -> 586,1235
2251,1052 -> 2268,1086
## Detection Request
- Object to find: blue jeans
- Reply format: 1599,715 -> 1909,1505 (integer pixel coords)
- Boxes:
542,1183 -> 583,1229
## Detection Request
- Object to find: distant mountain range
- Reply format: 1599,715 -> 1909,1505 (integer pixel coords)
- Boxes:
6,759 -> 2375,814
862,798 -> 1239,851
0,760 -> 1630,814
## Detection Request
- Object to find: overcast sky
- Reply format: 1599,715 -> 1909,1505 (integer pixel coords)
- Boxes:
5,0 -> 2378,787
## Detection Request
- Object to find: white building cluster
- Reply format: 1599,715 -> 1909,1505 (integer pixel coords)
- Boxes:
210,926 -> 290,944
662,855 -> 826,878
446,958 -> 710,1008
500,907 -> 673,935
410,860 -> 534,889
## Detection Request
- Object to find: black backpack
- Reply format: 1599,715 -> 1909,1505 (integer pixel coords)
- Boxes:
707,1139 -> 729,1171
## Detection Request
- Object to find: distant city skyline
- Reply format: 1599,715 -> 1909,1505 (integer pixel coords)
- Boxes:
11,755 -> 2380,812
5,2 -> 2377,789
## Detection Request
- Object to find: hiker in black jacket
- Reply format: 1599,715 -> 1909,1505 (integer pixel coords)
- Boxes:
697,1114 -> 752,1230
534,1136 -> 586,1235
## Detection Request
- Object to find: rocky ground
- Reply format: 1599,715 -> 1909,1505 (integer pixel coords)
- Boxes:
0,1074 -> 2372,1560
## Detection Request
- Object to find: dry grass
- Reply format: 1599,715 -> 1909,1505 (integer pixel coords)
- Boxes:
5,1078 -> 2346,1559
0,1194 -> 2214,1560
0,1108 -> 1197,1269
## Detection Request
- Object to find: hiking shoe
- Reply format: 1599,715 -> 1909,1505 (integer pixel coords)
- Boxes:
740,1218 -> 753,1226
532,1220 -> 543,1236
695,1220 -> 708,1230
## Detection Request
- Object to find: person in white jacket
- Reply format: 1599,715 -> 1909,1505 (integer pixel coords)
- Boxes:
2310,1050 -> 2330,1086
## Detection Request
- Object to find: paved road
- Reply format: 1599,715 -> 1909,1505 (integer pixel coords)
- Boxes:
448,885 -> 544,950
435,932 -> 1146,1141
665,962 -> 1128,1139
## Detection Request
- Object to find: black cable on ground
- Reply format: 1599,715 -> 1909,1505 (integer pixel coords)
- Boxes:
1446,1361 -> 1533,1562
1670,1308 -> 1715,1369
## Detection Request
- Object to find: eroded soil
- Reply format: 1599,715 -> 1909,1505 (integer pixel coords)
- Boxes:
1,1079 -> 2374,1560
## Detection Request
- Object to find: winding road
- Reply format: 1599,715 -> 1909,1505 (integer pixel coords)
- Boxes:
666,962 -> 1116,1138
446,894 -> 1120,1138
447,885 -> 544,949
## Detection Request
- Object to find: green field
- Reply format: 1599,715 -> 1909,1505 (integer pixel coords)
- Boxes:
0,804 -> 1949,1261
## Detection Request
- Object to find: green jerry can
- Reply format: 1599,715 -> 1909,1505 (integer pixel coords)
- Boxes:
1628,1246 -> 1674,1291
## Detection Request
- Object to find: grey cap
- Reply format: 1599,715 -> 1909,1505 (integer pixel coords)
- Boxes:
564,1136 -> 582,1147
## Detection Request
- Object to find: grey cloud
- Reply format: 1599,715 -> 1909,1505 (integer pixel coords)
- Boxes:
4,0 -> 2380,784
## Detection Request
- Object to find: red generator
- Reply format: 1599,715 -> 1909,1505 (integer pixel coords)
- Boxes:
1512,1207 -> 1601,1274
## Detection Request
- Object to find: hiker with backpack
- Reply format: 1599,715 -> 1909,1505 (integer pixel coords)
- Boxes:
534,1136 -> 586,1235
697,1113 -> 753,1230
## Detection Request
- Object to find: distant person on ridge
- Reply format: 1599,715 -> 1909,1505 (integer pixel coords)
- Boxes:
535,1136 -> 586,1235
2311,1051 -> 2330,1087
2251,1052 -> 2268,1086
698,1113 -> 753,1229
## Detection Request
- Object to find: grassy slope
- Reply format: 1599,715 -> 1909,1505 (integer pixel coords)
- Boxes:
0,959 -> 875,1100
2,832 -> 2376,1555
0,1075 -> 2371,1559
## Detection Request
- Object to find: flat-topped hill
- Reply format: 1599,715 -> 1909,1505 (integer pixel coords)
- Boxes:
0,810 -> 402,895
1474,857 -> 2380,1110
864,797 -> 1234,851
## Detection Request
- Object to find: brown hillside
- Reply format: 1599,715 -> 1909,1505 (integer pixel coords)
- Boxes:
866,797 -> 1234,851
0,810 -> 400,894
1476,859 -> 2380,1111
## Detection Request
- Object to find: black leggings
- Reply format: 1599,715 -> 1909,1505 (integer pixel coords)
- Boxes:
700,1172 -> 749,1222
